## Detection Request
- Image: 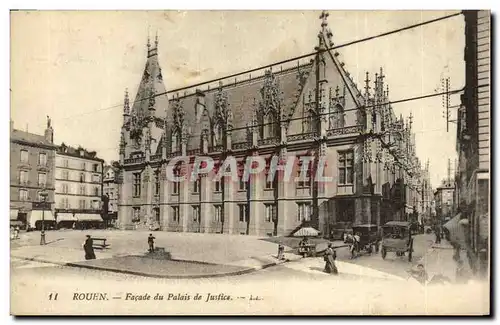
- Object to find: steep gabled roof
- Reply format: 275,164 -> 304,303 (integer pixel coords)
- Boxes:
130,38 -> 168,121
166,63 -> 314,149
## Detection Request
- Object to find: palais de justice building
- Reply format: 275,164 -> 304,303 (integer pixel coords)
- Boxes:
117,13 -> 422,236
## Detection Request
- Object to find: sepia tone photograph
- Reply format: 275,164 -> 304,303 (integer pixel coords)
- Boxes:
9,8 -> 490,315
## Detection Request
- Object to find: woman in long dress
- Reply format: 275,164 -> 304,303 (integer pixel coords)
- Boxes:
83,235 -> 96,260
324,243 -> 338,274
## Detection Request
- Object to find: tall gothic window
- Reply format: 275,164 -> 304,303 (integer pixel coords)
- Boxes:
171,130 -> 179,153
154,170 -> 160,196
133,172 -> 141,197
338,151 -> 354,185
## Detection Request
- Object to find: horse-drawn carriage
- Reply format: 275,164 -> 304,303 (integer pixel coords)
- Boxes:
380,221 -> 414,262
345,224 -> 380,258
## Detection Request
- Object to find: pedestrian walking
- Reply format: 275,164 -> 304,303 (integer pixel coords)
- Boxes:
14,226 -> 20,239
323,243 -> 338,275
83,235 -> 96,260
148,233 -> 156,253
435,225 -> 441,244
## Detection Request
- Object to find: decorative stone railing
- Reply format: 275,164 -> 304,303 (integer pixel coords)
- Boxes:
232,142 -> 249,150
258,138 -> 279,146
186,149 -> 201,156
166,151 -> 181,159
150,154 -> 162,161
326,125 -> 363,137
209,145 -> 223,153
287,132 -> 316,142
124,156 -> 145,165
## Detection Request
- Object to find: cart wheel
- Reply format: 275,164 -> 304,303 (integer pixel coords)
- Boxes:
381,247 -> 386,259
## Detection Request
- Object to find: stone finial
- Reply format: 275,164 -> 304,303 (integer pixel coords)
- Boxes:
320,10 -> 329,29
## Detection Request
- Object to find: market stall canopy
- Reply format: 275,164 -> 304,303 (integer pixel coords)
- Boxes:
57,213 -> 77,222
10,209 -> 19,220
76,214 -> 103,222
383,221 -> 410,227
293,227 -> 320,237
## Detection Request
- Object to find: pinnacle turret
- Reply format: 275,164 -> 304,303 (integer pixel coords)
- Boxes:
123,88 -> 130,116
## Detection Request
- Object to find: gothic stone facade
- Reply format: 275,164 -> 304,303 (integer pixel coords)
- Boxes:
117,14 -> 421,236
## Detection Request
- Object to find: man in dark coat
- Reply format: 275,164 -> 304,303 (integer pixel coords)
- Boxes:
83,235 -> 96,260
148,233 -> 156,253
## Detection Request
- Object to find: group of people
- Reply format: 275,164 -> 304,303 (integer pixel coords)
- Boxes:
82,233 -> 157,261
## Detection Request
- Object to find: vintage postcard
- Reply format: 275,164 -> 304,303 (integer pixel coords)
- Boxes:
9,9 -> 490,315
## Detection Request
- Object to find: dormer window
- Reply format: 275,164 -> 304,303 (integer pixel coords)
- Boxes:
261,113 -> 278,139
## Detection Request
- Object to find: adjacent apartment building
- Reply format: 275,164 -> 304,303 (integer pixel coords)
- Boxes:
116,12 -> 423,235
10,118 -> 56,229
434,179 -> 456,224
456,10 -> 490,276
54,143 -> 105,228
103,162 -> 120,224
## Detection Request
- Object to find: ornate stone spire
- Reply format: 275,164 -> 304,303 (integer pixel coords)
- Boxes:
364,72 -> 371,97
147,31 -> 158,58
318,10 -> 334,47
148,88 -> 156,112
123,88 -> 130,116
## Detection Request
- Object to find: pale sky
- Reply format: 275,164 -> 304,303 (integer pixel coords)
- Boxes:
10,10 -> 464,187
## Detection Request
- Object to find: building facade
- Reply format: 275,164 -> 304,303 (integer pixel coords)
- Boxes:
103,162 -> 120,223
117,12 -> 423,235
10,118 -> 56,229
456,10 -> 490,275
434,181 -> 456,224
54,143 -> 105,227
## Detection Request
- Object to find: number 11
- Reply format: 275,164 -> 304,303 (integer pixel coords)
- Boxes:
49,293 -> 58,300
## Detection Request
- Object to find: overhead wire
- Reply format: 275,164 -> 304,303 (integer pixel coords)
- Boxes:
32,11 -> 463,125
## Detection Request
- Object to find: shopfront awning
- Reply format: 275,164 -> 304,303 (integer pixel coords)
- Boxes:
443,213 -> 467,247
57,213 -> 77,222
75,214 -> 103,222
10,209 -> 19,220
29,210 -> 55,228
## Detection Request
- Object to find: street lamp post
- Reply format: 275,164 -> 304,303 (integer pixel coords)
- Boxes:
40,190 -> 48,245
